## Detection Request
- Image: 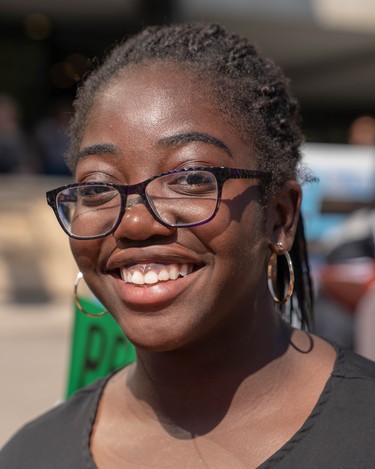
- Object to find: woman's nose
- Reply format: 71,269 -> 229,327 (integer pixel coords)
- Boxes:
112,197 -> 175,241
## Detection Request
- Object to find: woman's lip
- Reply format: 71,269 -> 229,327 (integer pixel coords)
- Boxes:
111,267 -> 201,310
106,246 -> 205,270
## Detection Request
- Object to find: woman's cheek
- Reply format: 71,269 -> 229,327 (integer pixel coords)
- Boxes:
194,196 -> 263,256
69,238 -> 103,273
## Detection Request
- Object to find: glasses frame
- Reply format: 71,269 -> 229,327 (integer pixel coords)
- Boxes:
46,166 -> 271,240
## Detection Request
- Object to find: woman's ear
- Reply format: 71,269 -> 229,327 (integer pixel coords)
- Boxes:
267,181 -> 302,252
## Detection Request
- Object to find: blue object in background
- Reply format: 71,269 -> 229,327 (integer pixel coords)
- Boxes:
300,143 -> 375,242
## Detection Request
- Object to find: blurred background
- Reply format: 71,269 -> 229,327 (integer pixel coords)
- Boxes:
1,0 -> 375,447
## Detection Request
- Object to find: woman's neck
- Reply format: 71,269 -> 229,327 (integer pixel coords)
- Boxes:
124,310 -> 291,435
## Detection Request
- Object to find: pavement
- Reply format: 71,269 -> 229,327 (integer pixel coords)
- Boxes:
0,300 -> 72,447
0,174 -> 76,447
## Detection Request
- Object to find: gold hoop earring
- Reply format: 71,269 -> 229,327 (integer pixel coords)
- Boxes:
267,242 -> 294,304
74,272 -> 107,318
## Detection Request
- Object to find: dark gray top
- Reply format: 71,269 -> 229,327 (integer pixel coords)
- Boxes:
1,348 -> 375,468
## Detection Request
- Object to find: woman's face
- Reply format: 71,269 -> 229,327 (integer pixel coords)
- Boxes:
70,62 -> 290,351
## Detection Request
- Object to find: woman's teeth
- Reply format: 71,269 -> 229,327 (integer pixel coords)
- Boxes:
120,263 -> 193,285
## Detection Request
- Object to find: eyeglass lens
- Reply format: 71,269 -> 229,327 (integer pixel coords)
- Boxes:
56,170 -> 219,238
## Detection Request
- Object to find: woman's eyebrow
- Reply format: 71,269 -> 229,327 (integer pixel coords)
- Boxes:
77,143 -> 118,161
77,133 -> 232,160
158,132 -> 233,158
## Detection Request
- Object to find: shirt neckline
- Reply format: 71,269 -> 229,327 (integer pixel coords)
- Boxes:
82,370 -> 119,468
257,345 -> 345,468
82,346 -> 346,469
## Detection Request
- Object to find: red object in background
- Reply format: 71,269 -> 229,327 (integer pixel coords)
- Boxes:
319,260 -> 375,314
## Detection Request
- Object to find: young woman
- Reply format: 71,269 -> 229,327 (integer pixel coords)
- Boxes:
2,23 -> 375,469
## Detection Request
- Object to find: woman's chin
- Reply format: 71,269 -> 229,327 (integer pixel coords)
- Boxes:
122,331 -> 190,353
114,313 -> 202,354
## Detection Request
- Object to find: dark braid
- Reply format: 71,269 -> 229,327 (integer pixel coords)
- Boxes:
290,217 -> 315,331
66,22 -> 314,330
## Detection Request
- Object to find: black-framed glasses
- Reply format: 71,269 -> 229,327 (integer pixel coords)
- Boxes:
46,166 -> 271,240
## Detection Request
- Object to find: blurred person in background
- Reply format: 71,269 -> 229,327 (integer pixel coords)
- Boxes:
33,98 -> 72,175
0,94 -> 29,173
348,115 -> 375,146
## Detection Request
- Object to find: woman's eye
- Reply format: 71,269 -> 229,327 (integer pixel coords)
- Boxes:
79,185 -> 108,197
178,172 -> 212,184
186,174 -> 210,185
78,186 -> 118,206
166,171 -> 216,194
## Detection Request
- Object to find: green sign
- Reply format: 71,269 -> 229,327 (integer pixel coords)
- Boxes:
66,296 -> 136,398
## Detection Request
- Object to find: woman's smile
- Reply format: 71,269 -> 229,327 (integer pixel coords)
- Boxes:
105,244 -> 206,310
113,265 -> 203,309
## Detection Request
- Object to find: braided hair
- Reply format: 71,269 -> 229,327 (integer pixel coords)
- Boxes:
66,23 -> 314,331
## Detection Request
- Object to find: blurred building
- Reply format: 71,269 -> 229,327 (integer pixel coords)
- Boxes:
0,0 -> 374,142
0,0 -> 173,129
180,0 -> 375,142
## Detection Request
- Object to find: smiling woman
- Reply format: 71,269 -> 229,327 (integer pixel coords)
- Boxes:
2,23 -> 375,469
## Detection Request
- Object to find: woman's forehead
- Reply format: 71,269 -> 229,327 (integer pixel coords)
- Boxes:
86,67 -> 220,135
99,61 -> 214,104
85,64 -> 236,139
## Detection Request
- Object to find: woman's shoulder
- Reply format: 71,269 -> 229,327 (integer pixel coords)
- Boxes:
261,347 -> 375,468
301,348 -> 375,465
329,346 -> 375,407
338,347 -> 375,381
0,375 -> 109,469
